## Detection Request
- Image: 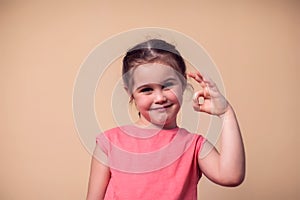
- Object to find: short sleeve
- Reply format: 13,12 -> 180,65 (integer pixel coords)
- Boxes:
197,136 -> 217,160
96,133 -> 109,155
94,133 -> 109,166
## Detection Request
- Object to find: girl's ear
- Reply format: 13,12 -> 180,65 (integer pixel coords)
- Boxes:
124,86 -> 130,96
124,86 -> 134,103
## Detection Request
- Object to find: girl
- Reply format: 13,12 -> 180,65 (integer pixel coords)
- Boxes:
87,39 -> 245,199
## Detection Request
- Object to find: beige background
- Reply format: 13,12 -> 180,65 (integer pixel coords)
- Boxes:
1,0 -> 299,199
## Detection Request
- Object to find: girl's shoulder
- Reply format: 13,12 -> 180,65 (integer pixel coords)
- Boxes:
178,127 -> 205,139
96,126 -> 123,141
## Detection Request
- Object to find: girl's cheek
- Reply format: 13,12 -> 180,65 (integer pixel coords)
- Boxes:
171,87 -> 183,98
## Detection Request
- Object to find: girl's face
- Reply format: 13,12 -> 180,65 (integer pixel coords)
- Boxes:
129,63 -> 184,129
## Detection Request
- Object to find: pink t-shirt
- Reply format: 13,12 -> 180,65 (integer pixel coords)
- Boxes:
96,125 -> 205,200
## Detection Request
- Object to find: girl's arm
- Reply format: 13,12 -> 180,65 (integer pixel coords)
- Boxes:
198,105 -> 245,186
86,147 -> 111,200
188,72 -> 245,186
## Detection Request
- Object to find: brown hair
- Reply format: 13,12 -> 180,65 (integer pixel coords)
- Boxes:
122,39 -> 187,92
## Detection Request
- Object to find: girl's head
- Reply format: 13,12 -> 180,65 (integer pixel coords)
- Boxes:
122,39 -> 187,93
122,39 -> 188,128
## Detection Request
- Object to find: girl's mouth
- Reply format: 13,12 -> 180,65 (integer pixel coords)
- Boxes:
150,104 -> 173,111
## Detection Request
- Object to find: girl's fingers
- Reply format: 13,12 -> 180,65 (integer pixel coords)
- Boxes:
192,90 -> 211,113
188,72 -> 217,92
188,71 -> 227,115
187,72 -> 206,89
192,91 -> 203,112
187,72 -> 202,83
193,90 -> 204,104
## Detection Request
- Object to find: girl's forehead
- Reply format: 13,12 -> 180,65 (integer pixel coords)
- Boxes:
131,63 -> 183,89
133,63 -> 178,76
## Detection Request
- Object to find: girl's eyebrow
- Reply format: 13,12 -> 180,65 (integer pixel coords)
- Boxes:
163,77 -> 178,82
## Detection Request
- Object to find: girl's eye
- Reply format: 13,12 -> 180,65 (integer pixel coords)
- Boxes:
140,88 -> 153,93
162,82 -> 174,89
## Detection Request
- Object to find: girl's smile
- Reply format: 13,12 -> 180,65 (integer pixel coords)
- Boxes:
150,103 -> 173,111
128,63 -> 185,129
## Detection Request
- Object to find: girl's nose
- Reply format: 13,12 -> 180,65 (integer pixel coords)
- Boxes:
154,90 -> 167,104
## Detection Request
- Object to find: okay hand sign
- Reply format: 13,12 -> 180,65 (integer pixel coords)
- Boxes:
187,72 -> 229,117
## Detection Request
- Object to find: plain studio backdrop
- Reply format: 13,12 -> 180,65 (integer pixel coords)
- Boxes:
1,1 -> 299,199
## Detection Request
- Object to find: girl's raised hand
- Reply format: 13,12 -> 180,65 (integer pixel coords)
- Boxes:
187,72 -> 229,117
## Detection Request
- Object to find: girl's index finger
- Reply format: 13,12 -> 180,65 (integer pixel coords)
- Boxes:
190,72 -> 215,86
187,72 -> 202,82
187,72 -> 206,88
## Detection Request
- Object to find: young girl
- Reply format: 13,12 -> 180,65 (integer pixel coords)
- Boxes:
87,39 -> 245,200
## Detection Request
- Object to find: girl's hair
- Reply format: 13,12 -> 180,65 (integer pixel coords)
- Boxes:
122,39 -> 187,92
